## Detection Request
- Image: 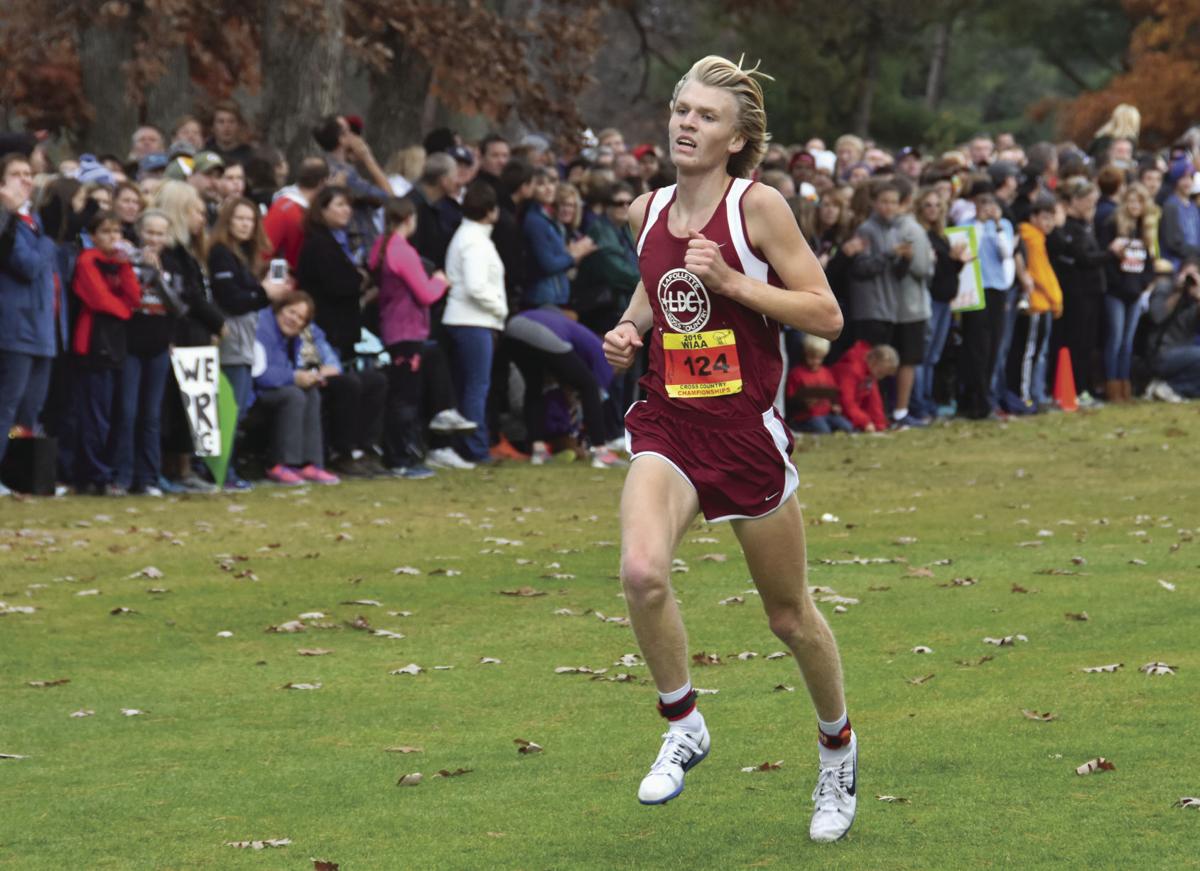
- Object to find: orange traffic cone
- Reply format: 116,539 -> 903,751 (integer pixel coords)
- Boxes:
1054,347 -> 1078,413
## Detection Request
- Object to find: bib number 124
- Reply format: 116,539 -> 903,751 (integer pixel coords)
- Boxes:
681,353 -> 731,378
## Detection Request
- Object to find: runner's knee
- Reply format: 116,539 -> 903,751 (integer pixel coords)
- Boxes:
621,553 -> 672,605
766,599 -> 818,648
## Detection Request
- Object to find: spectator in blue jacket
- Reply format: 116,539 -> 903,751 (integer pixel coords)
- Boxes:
1159,157 -> 1200,269
522,168 -> 596,307
0,153 -> 65,493
250,291 -> 340,486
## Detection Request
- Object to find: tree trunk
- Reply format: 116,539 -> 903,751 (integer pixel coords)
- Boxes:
924,16 -> 954,112
144,44 -> 193,133
78,15 -> 138,156
261,0 -> 345,172
854,13 -> 881,136
365,35 -> 432,162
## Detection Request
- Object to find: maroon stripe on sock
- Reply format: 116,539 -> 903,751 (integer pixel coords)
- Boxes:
657,690 -> 697,720
818,720 -> 852,749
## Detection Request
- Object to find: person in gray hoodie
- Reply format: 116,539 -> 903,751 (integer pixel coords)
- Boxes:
845,179 -> 929,425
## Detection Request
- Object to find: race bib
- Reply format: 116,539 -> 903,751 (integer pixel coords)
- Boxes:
663,329 -> 743,398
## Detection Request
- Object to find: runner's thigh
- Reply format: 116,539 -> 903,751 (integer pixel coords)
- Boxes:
620,455 -> 701,573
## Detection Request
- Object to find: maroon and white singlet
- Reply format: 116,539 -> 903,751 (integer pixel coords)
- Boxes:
625,177 -> 799,521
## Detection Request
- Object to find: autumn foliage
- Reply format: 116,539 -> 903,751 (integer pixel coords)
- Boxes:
1065,0 -> 1200,145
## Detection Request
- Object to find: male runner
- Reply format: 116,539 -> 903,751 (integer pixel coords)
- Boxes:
602,56 -> 856,842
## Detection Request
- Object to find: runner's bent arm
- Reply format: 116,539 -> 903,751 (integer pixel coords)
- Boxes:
603,192 -> 654,370
684,184 -> 843,340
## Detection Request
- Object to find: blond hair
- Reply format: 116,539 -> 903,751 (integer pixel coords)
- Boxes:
802,334 -> 831,357
1113,182 -> 1157,249
1095,103 -> 1141,141
671,55 -> 772,179
152,179 -> 204,252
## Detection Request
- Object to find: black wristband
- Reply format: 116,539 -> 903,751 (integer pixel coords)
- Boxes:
616,319 -> 640,332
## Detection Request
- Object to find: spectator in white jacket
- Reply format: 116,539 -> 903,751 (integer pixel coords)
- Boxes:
443,181 -> 507,464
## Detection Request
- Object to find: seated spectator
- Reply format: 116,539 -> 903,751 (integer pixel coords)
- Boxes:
443,181 -> 507,466
830,341 -> 898,432
786,335 -> 853,434
523,167 -> 596,307
70,211 -> 142,495
249,291 -> 340,484
0,153 -> 62,495
1143,258 -> 1200,401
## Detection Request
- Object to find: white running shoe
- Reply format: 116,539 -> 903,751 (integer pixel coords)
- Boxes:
637,723 -> 710,805
590,447 -> 628,469
429,408 -> 479,432
1146,380 -> 1184,404
529,441 -> 551,466
810,732 -> 858,842
426,447 -> 476,470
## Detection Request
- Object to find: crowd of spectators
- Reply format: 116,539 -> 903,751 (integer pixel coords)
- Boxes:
2,100 -> 1199,497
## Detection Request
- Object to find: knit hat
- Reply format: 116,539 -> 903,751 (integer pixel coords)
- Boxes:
1167,155 -> 1195,186
138,152 -> 169,178
75,154 -> 115,188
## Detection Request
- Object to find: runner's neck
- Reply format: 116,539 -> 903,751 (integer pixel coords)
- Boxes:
670,171 -> 733,236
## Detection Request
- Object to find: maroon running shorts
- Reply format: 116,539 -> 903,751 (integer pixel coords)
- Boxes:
624,396 -> 799,522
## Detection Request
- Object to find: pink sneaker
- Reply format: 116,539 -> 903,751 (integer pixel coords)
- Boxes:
299,464 -> 340,485
266,464 -> 304,485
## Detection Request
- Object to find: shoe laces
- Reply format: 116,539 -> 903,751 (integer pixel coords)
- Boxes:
649,730 -> 701,775
811,754 -> 853,811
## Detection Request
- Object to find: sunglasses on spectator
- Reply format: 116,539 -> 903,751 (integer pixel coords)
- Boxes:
610,198 -> 633,207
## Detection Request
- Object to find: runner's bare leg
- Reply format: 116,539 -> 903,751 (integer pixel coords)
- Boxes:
732,496 -> 846,721
620,455 -> 701,692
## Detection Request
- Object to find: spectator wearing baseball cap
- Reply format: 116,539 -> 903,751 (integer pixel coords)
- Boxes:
1160,156 -> 1200,269
897,147 -> 922,181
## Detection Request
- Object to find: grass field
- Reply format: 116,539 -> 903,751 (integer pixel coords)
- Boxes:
2,404 -> 1198,870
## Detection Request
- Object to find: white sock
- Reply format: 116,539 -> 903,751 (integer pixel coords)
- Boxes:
817,711 -> 852,765
659,682 -> 704,734
893,408 -> 909,421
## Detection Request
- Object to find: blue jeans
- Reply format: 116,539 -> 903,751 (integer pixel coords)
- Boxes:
1102,295 -> 1141,380
0,351 -> 53,465
113,351 -> 171,490
796,413 -> 854,434
990,290 -> 1018,408
1155,346 -> 1200,397
73,365 -> 121,488
446,326 -> 494,461
911,300 -> 951,418
221,364 -> 254,479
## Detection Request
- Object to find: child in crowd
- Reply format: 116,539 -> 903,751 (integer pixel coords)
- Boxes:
830,341 -> 898,433
70,211 -> 143,494
785,334 -> 854,434
1011,198 -> 1064,410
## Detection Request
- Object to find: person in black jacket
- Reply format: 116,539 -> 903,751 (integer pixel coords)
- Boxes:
1051,178 -> 1110,406
912,187 -> 969,420
1096,183 -> 1154,402
152,180 -> 226,490
208,197 -> 289,488
296,186 -> 387,476
113,209 -> 178,495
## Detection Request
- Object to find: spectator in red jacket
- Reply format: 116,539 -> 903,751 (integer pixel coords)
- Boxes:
71,211 -> 143,494
263,157 -> 329,271
786,335 -> 854,434
830,341 -> 898,432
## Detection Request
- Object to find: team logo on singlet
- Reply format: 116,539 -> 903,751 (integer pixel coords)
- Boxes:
656,268 -> 711,333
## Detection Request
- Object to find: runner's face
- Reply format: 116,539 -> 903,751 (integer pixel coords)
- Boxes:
669,81 -> 743,172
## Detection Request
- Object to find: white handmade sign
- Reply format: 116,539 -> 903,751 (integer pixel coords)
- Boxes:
170,346 -> 221,456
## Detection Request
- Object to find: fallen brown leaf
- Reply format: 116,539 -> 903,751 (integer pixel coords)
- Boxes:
911,645 -> 933,654
27,679 -> 70,688
956,655 -> 995,667
1174,797 -> 1200,809
390,664 -> 424,675
297,648 -> 332,656
396,773 -> 423,786
109,607 -> 137,615
876,795 -> 909,803
384,746 -> 422,753
281,682 -> 321,690
514,738 -> 543,754
0,753 -> 29,759
1082,663 -> 1123,673
908,674 -> 935,685
1139,661 -> 1177,676
741,760 -> 784,772
312,860 -> 340,871
499,587 -> 546,597
225,838 -> 291,849
773,684 -> 795,692
691,651 -> 722,666
434,768 -> 472,778
700,553 -> 728,563
1065,612 -> 1089,622
267,620 -> 306,634
905,567 -> 934,578
479,657 -> 502,664
1021,709 -> 1057,722
1075,757 -> 1115,775
718,596 -> 745,606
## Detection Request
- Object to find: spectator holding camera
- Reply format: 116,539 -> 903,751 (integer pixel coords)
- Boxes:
1143,258 -> 1200,401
